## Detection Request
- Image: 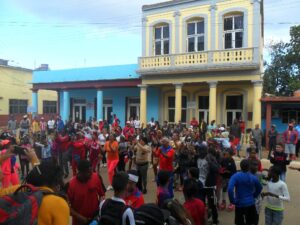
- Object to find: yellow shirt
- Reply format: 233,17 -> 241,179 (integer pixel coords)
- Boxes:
32,121 -> 40,133
38,186 -> 70,225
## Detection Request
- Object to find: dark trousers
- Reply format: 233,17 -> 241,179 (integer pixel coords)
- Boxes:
59,150 -> 69,176
137,162 -> 149,191
20,159 -> 29,177
268,140 -> 276,158
235,205 -> 258,225
204,188 -> 218,224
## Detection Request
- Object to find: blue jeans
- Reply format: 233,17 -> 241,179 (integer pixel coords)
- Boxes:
280,172 -> 286,182
265,207 -> 283,225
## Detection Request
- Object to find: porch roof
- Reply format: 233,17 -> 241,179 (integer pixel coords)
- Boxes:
33,64 -> 139,84
261,96 -> 300,103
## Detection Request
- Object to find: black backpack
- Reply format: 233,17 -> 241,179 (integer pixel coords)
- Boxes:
99,199 -> 129,225
134,203 -> 171,225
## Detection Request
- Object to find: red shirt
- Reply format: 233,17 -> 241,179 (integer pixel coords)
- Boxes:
68,173 -> 105,225
124,188 -> 145,209
123,126 -> 135,140
57,134 -> 70,152
155,146 -> 175,172
184,198 -> 206,225
190,119 -> 199,127
72,140 -> 86,163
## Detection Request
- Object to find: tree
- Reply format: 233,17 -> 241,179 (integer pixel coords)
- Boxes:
263,25 -> 300,96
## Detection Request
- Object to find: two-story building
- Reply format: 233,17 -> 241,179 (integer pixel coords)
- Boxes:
0,60 -> 57,127
137,0 -> 264,128
32,0 -> 264,128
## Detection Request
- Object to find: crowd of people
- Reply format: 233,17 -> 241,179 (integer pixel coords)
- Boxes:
0,113 -> 298,225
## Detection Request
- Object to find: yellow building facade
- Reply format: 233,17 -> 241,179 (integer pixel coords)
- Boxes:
137,0 -> 263,128
0,64 -> 57,126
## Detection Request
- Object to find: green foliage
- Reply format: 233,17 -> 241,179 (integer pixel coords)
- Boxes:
263,25 -> 300,96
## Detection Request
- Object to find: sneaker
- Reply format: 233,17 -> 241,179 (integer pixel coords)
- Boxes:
106,185 -> 113,191
227,203 -> 235,211
104,163 -> 107,168
220,201 -> 226,210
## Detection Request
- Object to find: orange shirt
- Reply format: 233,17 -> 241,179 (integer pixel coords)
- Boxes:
104,141 -> 119,161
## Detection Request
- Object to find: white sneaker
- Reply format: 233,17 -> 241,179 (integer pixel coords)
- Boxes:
106,185 -> 113,191
104,163 -> 107,168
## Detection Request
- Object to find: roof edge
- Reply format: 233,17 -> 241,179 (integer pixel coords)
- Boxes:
142,0 -> 198,11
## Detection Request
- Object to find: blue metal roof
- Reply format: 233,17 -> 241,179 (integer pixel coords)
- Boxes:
33,64 -> 139,83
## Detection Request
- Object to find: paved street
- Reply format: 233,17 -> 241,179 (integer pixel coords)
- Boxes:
93,157 -> 300,225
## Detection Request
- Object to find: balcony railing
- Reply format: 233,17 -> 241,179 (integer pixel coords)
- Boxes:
137,48 -> 259,74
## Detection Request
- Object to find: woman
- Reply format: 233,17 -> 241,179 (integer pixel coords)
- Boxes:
104,134 -> 119,191
89,132 -> 101,172
98,128 -> 108,167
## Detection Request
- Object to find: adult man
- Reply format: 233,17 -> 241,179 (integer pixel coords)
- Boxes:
124,170 -> 145,209
154,137 -> 175,198
268,124 -> 278,159
148,117 -> 155,128
190,117 -> 199,128
56,116 -> 65,132
7,115 -> 17,135
134,116 -> 141,129
283,123 -> 298,160
68,160 -> 105,225
47,116 -> 55,134
39,117 -> 47,136
199,118 -> 207,141
57,129 -> 70,178
134,137 -> 151,194
123,121 -> 135,140
19,115 -> 30,136
230,119 -> 242,157
252,124 -> 263,159
228,159 -> 263,225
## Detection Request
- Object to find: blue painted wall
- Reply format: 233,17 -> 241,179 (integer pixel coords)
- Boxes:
262,118 -> 288,133
59,87 -> 160,127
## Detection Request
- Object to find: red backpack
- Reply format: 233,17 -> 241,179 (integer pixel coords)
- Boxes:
0,184 -> 61,225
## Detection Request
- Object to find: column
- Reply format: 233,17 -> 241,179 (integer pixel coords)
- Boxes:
142,17 -> 148,56
96,89 -> 103,121
62,90 -> 70,122
208,81 -> 217,123
209,1 -> 217,50
251,0 -> 262,63
57,91 -> 60,116
252,80 -> 263,127
139,84 -> 147,126
265,102 -> 272,150
174,83 -> 183,123
173,11 -> 181,54
32,90 -> 38,115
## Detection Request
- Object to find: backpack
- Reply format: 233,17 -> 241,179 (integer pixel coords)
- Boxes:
99,199 -> 129,225
134,203 -> 170,225
0,184 -> 64,225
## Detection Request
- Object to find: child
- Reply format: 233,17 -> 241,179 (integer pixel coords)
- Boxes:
246,139 -> 258,158
183,179 -> 207,225
35,135 -> 52,162
262,166 -> 290,225
270,143 -> 291,182
219,149 -> 236,211
157,170 -> 172,208
95,171 -> 135,225
184,167 -> 205,202
248,149 -> 262,172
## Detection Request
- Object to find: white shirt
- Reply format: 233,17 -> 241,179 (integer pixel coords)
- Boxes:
266,180 -> 290,210
98,133 -> 108,145
134,120 -> 140,129
99,197 -> 135,225
47,120 -> 55,129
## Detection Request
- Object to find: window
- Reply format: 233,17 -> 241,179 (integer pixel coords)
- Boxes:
9,99 -> 28,114
43,101 -> 57,114
224,15 -> 243,49
154,25 -> 169,55
198,96 -> 209,123
281,110 -> 300,124
226,95 -> 243,110
187,20 -> 205,52
168,96 -> 187,123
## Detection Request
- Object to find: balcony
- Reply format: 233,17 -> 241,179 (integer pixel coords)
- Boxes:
137,47 -> 260,75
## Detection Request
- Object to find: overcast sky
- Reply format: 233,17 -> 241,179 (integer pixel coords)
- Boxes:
0,0 -> 299,69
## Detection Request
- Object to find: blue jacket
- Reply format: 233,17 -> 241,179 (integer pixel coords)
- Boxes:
228,171 -> 262,208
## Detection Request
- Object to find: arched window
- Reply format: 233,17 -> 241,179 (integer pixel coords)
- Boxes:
223,13 -> 244,49
154,24 -> 170,55
187,19 -> 205,52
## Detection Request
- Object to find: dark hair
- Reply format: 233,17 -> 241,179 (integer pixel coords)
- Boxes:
196,145 -> 207,159
276,142 -> 284,149
183,179 -> 198,199
112,171 -> 129,193
26,159 -> 63,188
158,170 -> 170,187
188,167 -> 199,179
270,166 -> 281,176
141,137 -> 148,145
240,159 -> 250,172
77,160 -> 91,173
